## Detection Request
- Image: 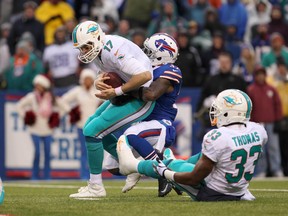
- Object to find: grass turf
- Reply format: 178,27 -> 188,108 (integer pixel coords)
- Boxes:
0,179 -> 288,216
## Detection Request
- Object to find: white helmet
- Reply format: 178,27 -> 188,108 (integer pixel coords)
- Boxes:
209,89 -> 252,128
143,33 -> 179,66
72,21 -> 105,63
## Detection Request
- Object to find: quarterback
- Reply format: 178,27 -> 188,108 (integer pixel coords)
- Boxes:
117,89 -> 268,201
69,21 -> 155,198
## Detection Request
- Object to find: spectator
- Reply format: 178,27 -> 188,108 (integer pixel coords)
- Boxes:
35,0 -> 75,45
90,0 -> 119,25
114,19 -> 131,39
61,69 -> 103,179
233,43 -> 256,84
0,23 -> 11,76
7,1 -> 45,55
197,51 -> 247,111
251,24 -> 271,64
16,74 -> 68,180
247,67 -> 283,177
266,58 -> 288,176
147,0 -> 187,38
187,0 -> 211,29
268,5 -> 288,46
218,0 -> 248,40
244,0 -> 271,43
189,21 -> 212,54
176,30 -> 204,87
130,28 -> 146,49
201,31 -> 226,75
123,0 -> 160,29
4,40 -> 43,91
261,33 -> 288,70
203,8 -> 225,36
224,24 -> 242,62
43,26 -> 80,95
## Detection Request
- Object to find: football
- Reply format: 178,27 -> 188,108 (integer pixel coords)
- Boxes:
103,72 -> 124,88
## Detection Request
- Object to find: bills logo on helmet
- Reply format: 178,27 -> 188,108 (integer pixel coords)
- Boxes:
155,39 -> 175,57
223,95 -> 243,107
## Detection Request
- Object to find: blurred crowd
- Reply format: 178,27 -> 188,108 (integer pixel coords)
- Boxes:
0,0 -> 288,178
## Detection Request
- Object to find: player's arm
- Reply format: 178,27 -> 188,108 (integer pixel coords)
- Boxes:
173,154 -> 214,186
157,154 -> 214,186
129,77 -> 172,101
121,70 -> 152,94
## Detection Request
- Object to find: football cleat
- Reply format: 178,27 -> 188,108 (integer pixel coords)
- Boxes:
69,181 -> 106,198
158,177 -> 172,197
117,135 -> 140,175
122,173 -> 142,193
163,148 -> 176,161
241,189 -> 256,201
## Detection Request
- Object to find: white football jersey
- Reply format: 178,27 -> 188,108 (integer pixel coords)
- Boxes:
93,35 -> 153,87
43,41 -> 79,78
202,122 -> 268,196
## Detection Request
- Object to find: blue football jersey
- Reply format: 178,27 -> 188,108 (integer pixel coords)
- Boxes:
145,63 -> 182,122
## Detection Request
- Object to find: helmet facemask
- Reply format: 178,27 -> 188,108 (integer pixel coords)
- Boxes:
78,40 -> 101,63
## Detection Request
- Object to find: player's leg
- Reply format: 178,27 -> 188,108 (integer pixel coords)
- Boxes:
43,136 -> 52,180
70,100 -> 155,198
117,135 -> 195,176
77,128 -> 89,179
123,120 -> 174,195
186,152 -> 202,165
31,134 -> 41,180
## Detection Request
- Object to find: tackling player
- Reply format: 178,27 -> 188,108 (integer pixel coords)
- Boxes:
69,21 -> 155,198
108,33 -> 182,196
117,89 -> 268,201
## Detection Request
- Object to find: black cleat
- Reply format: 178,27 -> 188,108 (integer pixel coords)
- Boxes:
158,177 -> 173,197
172,184 -> 183,195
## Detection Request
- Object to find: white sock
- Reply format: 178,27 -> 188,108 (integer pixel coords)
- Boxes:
89,174 -> 103,185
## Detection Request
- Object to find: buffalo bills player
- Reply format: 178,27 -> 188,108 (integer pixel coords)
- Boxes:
118,33 -> 183,196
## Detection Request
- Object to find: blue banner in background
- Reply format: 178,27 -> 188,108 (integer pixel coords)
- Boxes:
0,88 -> 204,179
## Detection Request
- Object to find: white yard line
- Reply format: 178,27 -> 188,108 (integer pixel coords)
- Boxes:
3,183 -> 288,192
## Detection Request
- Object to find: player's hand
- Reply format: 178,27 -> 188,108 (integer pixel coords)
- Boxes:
95,88 -> 117,100
153,158 -> 168,178
94,73 -> 112,91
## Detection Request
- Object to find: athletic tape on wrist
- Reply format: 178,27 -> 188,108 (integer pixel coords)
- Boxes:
115,87 -> 124,96
164,170 -> 175,181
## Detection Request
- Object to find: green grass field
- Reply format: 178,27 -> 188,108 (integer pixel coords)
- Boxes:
0,178 -> 288,216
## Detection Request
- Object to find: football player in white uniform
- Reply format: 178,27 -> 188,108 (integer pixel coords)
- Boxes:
69,21 -> 155,198
117,89 -> 268,201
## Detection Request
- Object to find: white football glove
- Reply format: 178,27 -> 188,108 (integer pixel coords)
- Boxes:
153,158 -> 168,178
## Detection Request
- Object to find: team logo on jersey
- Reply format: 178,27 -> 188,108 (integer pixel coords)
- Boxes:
155,39 -> 175,57
223,95 -> 242,107
117,54 -> 125,60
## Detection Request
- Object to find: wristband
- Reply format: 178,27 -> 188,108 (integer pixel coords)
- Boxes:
115,86 -> 124,96
163,169 -> 176,181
